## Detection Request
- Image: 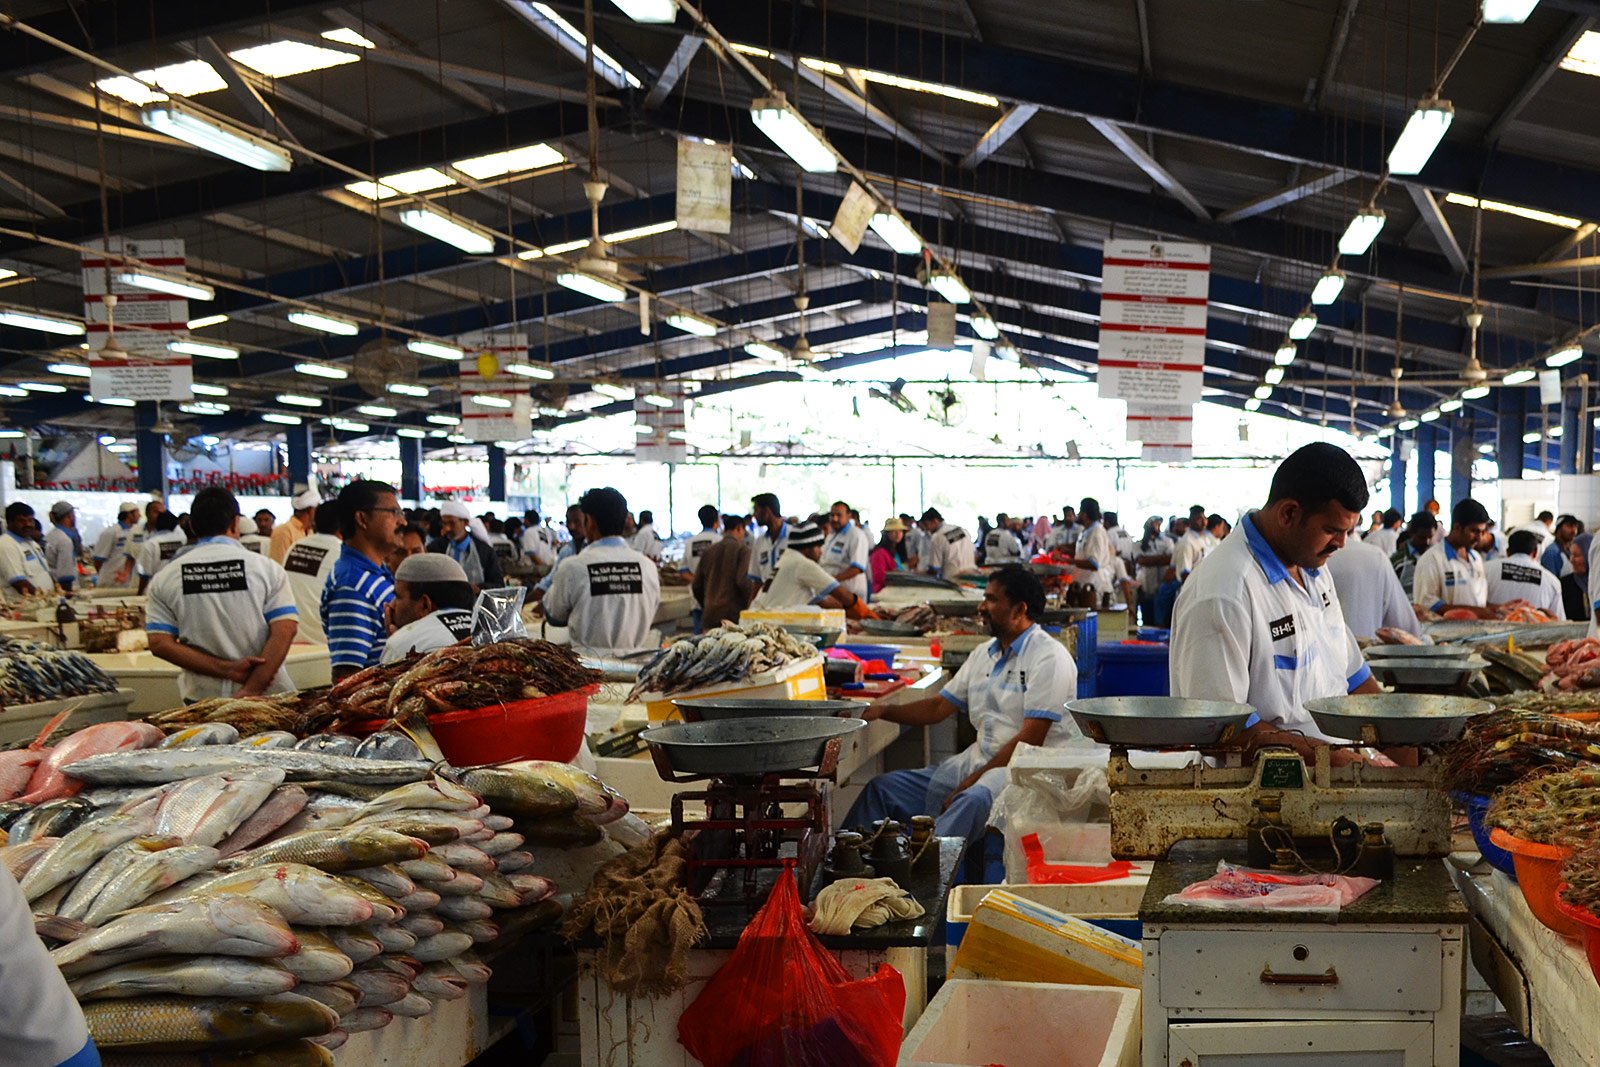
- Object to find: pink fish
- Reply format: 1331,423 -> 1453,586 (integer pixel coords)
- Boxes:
0,749 -> 48,801
16,721 -> 165,804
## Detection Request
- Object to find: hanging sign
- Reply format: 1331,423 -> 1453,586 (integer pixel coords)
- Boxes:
635,380 -> 688,463
1125,402 -> 1193,446
1096,238 -> 1210,406
830,182 -> 876,254
927,302 -> 957,350
458,331 -> 532,443
81,237 -> 193,402
1142,442 -> 1194,463
676,139 -> 731,234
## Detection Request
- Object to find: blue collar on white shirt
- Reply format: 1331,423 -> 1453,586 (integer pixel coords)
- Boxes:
591,536 -> 628,548
1240,512 -> 1320,585
196,535 -> 233,547
987,623 -> 1041,669
1442,539 -> 1476,564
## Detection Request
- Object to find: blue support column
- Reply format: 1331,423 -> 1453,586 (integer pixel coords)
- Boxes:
1561,379 -> 1584,474
1390,442 -> 1408,515
1450,417 -> 1472,507
487,445 -> 507,502
284,423 -> 313,493
1498,386 -> 1526,481
132,403 -> 165,495
399,436 -> 423,504
1415,424 -> 1438,512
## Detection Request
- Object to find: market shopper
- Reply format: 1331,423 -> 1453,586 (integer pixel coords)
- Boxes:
382,553 -> 477,663
145,487 -> 297,702
748,492 -> 790,593
1323,534 -> 1420,642
324,480 -> 403,680
283,503 -> 343,645
240,509 -> 275,554
1413,499 -> 1497,618
0,502 -> 54,600
268,490 -> 319,564
870,518 -> 909,594
1169,503 -> 1215,579
630,509 -> 664,561
919,507 -> 976,577
1486,531 -> 1565,619
93,501 -> 145,589
1074,497 -> 1116,598
751,522 -> 868,613
429,500 -> 503,590
902,512 -> 930,570
1540,514 -> 1582,578
1169,442 -> 1380,759
1134,516 -> 1174,623
1515,511 -> 1556,553
135,511 -> 187,586
822,500 -> 872,601
1390,512 -> 1438,596
543,487 -> 661,653
681,505 -> 721,633
843,566 -> 1077,847
692,514 -> 753,630
43,501 -> 79,592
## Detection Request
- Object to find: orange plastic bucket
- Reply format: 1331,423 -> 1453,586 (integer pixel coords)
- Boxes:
1489,827 -> 1580,939
1555,894 -> 1600,987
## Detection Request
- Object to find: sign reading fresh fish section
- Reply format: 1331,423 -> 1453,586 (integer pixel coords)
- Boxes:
1096,238 -> 1210,407
82,237 -> 194,403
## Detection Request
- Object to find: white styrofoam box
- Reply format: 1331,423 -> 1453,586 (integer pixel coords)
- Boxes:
945,879 -> 1149,953
899,980 -> 1140,1067
0,687 -> 135,746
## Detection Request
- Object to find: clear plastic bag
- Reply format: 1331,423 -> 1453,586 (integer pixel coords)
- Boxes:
991,760 -> 1112,880
471,586 -> 528,645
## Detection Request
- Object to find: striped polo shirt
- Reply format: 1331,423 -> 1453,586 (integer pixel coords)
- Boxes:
321,545 -> 396,671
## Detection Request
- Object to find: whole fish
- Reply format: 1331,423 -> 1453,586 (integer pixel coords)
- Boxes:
10,797 -> 94,842
346,864 -> 415,899
100,1041 -> 335,1067
445,950 -> 492,985
59,840 -> 148,921
387,992 -> 433,1018
506,872 -> 556,906
480,831 -> 525,857
20,810 -> 154,901
482,814 -> 514,832
294,981 -> 361,1018
351,810 -> 474,846
393,887 -> 441,913
414,963 -> 470,1001
52,896 -> 298,976
35,913 -> 90,943
222,828 -> 428,874
499,760 -> 628,822
0,798 -> 35,830
354,779 -> 480,820
64,746 -> 432,786
476,872 -> 521,908
168,864 -> 378,926
69,956 -> 298,1000
238,731 -> 300,749
346,966 -> 411,1007
326,927 -> 384,966
339,1007 -> 393,1034
18,721 -> 165,803
396,913 -> 445,939
362,923 -> 417,955
32,879 -> 72,915
281,929 -> 354,983
81,992 -> 336,1052
0,747 -> 48,800
449,766 -> 577,819
311,1029 -> 348,1052
0,837 -> 59,880
411,929 -> 474,964
329,875 -> 402,924
354,731 -> 424,761
434,895 -> 493,923
158,723 -> 241,749
294,734 -> 360,756
398,855 -> 456,883
215,784 -> 308,857
83,843 -> 220,926
432,870 -> 486,897
155,769 -> 286,847
515,814 -> 604,849
456,918 -> 500,944
496,851 -> 534,873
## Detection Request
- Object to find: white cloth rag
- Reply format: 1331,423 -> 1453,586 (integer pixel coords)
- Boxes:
807,876 -> 925,935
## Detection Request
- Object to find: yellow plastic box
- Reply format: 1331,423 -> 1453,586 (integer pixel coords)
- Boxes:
949,888 -> 1143,988
636,655 -> 827,722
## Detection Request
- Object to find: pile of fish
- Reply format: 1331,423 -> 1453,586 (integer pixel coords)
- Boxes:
0,638 -> 118,706
628,622 -> 819,700
144,694 -> 336,739
1,717 -> 643,1060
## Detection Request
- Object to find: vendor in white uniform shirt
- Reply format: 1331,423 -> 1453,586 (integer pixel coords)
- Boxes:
750,521 -> 865,612
1169,503 -> 1216,578
382,553 -> 477,663
93,500 -> 145,588
1514,512 -> 1555,554
283,502 -> 344,644
1487,530 -> 1565,619
145,487 -> 298,703
1323,534 -> 1420,641
821,500 -> 873,601
982,513 -> 1025,565
918,507 -> 976,577
1363,508 -> 1403,558
843,566 -> 1079,848
1073,497 -> 1117,597
135,511 -> 188,587
1170,443 -> 1381,761
0,502 -> 55,601
543,487 -> 661,653
1412,498 -> 1498,619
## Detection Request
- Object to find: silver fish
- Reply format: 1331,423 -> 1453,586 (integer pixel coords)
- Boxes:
155,769 -> 286,847
347,967 -> 410,1007
52,896 -> 298,976
456,918 -> 499,944
479,832 -> 525,857
476,872 -> 521,909
0,838 -> 59,880
295,981 -> 362,1017
430,842 -> 495,874
433,895 -> 493,923
444,951 -> 492,985
505,872 -> 556,906
59,840 -> 147,921
82,843 -> 220,926
495,851 -> 534,873
215,784 -> 308,857
387,992 -> 433,1018
363,923 -> 417,954
397,855 -> 456,883
396,913 -> 444,939
354,779 -> 480,820
433,870 -> 486,897
393,887 -> 441,913
340,1007 -> 393,1033
68,956 -> 297,1000
410,929 -> 473,963
240,730 -> 300,749
346,864 -> 416,899
281,929 -> 354,982
158,723 -> 241,749
63,747 -> 432,786
20,810 -> 155,902
482,814 -> 514,832
414,963 -> 470,1001
326,928 -> 383,966
165,863 -> 378,926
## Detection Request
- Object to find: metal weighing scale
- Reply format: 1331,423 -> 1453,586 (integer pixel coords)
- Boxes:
1067,695 -> 1489,874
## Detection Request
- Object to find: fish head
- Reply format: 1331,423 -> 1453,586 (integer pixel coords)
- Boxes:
211,994 -> 338,1046
205,896 -> 300,957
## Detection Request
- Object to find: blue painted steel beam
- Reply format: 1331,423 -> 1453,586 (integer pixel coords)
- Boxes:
1390,448 -> 1409,515
1415,424 -> 1438,513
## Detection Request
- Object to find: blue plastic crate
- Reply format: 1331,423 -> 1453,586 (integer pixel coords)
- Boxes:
1096,641 -> 1170,697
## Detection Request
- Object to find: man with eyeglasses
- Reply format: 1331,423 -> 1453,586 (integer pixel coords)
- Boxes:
323,480 -> 404,681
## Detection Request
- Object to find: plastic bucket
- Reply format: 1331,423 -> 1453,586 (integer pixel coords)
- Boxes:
1452,792 -> 1516,880
1555,894 -> 1600,988
351,685 -> 596,765
832,643 -> 899,669
1489,827 -> 1580,939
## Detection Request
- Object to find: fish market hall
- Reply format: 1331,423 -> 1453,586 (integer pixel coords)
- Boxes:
5,0 -> 1600,1063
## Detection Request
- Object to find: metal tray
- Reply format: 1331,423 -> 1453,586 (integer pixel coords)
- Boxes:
1065,696 -> 1255,749
859,619 -> 922,636
780,625 -> 843,649
883,572 -> 961,591
929,599 -> 981,617
1367,656 -> 1487,688
671,698 -> 866,723
1304,694 -> 1491,745
639,716 -> 867,776
1363,644 -> 1466,660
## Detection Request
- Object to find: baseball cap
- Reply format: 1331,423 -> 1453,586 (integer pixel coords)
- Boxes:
395,553 -> 470,584
49,501 -> 74,519
787,521 -> 825,549
439,500 -> 472,520
118,500 -> 142,516
291,490 -> 321,511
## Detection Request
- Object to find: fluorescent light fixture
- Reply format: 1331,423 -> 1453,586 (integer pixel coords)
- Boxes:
388,383 -> 430,397
1264,367 -> 1285,385
452,143 -> 564,180
1338,210 -> 1386,256
607,220 -> 678,243
1253,385 -> 1272,401
1562,29 -> 1600,77
395,427 -> 427,438
140,99 -> 292,172
854,70 -> 1000,108
1420,409 -> 1441,422
1483,0 -> 1540,22
1503,368 -> 1537,385
607,0 -> 677,23
1310,270 -> 1347,305
526,3 -> 642,89
927,270 -> 972,304
666,310 -> 718,336
446,434 -> 472,444
178,402 -> 229,415
190,383 -> 229,397
1442,192 -> 1582,230
1386,99 -> 1454,175
168,340 -> 238,360
186,313 -> 228,330
229,41 -> 361,78
1440,398 -> 1464,412
1523,430 -> 1543,443
106,443 -> 133,453
868,212 -> 922,255
1244,398 -> 1262,411
1479,441 -> 1496,453
0,268 -> 16,281
0,385 -> 25,397
1398,418 -> 1420,430
1547,344 -> 1583,367
344,167 -> 455,201
18,381 -> 66,393
321,28 -> 377,49
470,395 -> 513,409
47,365 -> 92,382
744,340 -> 786,361
277,394 -> 322,407
98,397 -> 135,407
426,414 -> 461,425
1288,310 -> 1317,340
96,60 -> 227,105
0,309 -> 84,335
287,309 -> 359,335
635,424 -> 655,436
556,271 -> 627,302
750,93 -> 838,173
1274,343 -> 1297,367
407,338 -> 464,361
293,362 -> 349,380
591,381 -> 633,400
971,314 -> 1000,340
116,269 -> 214,301
398,206 -> 495,254
262,412 -> 303,425
356,404 -> 398,418
519,238 -> 587,261
323,419 -> 369,433
1463,385 -> 1491,399
505,362 -> 555,379
641,392 -> 673,408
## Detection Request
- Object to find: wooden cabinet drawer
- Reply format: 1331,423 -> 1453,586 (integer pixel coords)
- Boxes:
1158,929 -> 1442,1014
1167,1020 -> 1435,1065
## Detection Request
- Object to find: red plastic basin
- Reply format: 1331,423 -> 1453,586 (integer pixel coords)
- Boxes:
1555,893 -> 1600,988
1490,827 -> 1580,940
350,684 -> 597,765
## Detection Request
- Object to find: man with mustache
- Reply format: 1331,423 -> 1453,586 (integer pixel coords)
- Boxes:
1169,442 -> 1380,765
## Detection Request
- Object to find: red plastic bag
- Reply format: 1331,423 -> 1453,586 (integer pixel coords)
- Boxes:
678,865 -> 906,1067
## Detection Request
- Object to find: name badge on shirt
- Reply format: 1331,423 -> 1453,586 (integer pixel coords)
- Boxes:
1269,614 -> 1297,641
1504,563 -> 1542,585
441,610 -> 474,640
284,543 -> 330,576
588,561 -> 643,596
181,559 -> 249,595
159,540 -> 181,562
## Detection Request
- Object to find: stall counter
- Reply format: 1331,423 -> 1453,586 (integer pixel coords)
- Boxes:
86,645 -> 332,716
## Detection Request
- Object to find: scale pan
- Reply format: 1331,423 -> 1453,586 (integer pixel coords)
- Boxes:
1304,694 -> 1490,746
1066,696 -> 1255,748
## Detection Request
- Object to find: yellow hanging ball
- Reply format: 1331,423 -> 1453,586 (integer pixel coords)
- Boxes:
476,352 -> 500,379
